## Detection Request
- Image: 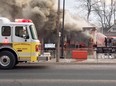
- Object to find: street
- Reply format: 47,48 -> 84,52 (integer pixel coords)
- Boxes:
1,63 -> 116,86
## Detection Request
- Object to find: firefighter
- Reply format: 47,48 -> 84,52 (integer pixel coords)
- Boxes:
109,38 -> 113,47
104,37 -> 107,47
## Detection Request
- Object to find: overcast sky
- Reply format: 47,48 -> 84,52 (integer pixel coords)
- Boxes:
60,0 -> 112,14
60,0 -> 76,14
62,0 -> 114,23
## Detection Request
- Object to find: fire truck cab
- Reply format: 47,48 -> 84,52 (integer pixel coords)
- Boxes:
0,17 -> 41,69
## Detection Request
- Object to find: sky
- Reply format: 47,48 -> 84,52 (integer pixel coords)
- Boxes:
60,0 -> 76,14
61,0 -> 115,26
60,0 -> 112,14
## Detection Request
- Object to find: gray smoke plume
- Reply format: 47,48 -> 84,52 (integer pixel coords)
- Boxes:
22,0 -> 57,37
0,0 -> 57,38
0,0 -> 94,45
64,11 -> 94,46
0,0 -> 91,32
64,11 -> 91,31
0,0 -> 23,20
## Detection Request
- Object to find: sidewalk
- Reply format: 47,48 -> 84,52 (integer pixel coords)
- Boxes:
41,58 -> 116,64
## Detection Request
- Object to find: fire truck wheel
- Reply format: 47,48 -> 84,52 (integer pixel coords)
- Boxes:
0,51 -> 16,69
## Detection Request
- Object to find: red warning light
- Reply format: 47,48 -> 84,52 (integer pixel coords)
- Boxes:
35,45 -> 39,52
3,38 -> 8,44
15,19 -> 32,23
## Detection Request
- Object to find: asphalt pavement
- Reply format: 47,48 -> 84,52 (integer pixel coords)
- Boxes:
1,58 -> 116,86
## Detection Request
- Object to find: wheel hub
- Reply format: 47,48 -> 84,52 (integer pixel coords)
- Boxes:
0,56 -> 10,67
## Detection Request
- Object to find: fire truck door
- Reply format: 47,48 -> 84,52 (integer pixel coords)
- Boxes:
13,26 -> 31,61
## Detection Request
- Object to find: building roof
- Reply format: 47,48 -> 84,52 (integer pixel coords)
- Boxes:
103,24 -> 116,37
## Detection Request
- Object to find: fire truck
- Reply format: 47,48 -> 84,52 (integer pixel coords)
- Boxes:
0,17 -> 41,69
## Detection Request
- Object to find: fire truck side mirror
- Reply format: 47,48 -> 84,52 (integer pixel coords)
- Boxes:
22,26 -> 29,41
23,35 -> 27,41
23,35 -> 29,41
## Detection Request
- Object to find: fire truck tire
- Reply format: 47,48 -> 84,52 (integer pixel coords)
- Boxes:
0,51 -> 16,69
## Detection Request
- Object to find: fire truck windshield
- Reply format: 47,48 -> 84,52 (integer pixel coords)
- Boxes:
29,25 -> 38,40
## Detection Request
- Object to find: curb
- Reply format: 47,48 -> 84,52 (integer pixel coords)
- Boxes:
38,59 -> 116,64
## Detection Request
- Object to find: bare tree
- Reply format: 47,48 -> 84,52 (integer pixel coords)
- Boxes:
86,0 -> 92,21
77,0 -> 99,21
93,0 -> 115,32
76,0 -> 116,32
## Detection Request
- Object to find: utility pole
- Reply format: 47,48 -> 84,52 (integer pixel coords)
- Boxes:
114,1 -> 116,23
60,0 -> 65,59
103,1 -> 106,34
114,8 -> 115,23
56,0 -> 60,62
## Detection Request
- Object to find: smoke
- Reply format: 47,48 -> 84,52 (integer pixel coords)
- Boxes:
0,0 -> 23,20
64,11 -> 93,46
0,0 -> 91,32
0,0 -> 93,44
96,32 -> 106,45
64,11 -> 91,31
21,0 -> 57,36
0,0 -> 57,31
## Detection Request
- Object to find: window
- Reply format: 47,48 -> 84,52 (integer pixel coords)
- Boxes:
15,26 -> 29,38
2,26 -> 11,36
109,28 -> 116,32
113,28 -> 116,30
29,25 -> 38,40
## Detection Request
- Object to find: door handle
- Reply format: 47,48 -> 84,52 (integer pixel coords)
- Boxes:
17,50 -> 22,52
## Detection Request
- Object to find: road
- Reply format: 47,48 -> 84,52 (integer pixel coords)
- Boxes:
1,63 -> 116,86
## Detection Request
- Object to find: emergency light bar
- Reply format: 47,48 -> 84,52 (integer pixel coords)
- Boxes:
15,19 -> 32,23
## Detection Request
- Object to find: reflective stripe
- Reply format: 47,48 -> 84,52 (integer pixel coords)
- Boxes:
18,52 -> 30,57
18,52 -> 39,57
31,52 -> 39,56
19,57 -> 31,61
